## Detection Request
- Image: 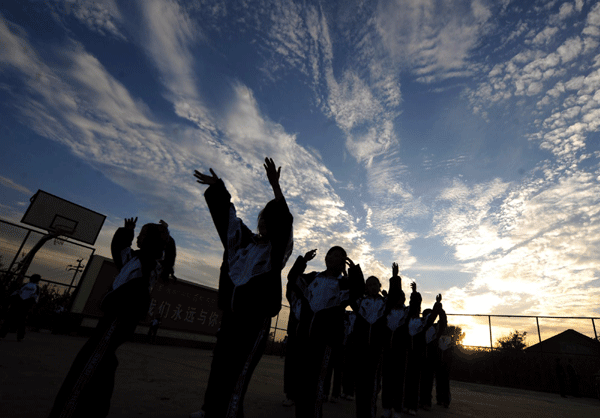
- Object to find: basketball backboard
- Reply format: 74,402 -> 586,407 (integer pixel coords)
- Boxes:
21,190 -> 106,245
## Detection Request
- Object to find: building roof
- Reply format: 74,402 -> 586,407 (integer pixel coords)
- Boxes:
526,329 -> 600,356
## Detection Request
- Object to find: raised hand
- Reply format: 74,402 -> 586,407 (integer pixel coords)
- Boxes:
345,257 -> 356,269
411,281 -> 417,292
264,157 -> 281,185
304,249 -> 317,262
194,168 -> 219,185
264,157 -> 283,200
392,262 -> 399,277
436,294 -> 442,303
124,217 -> 138,229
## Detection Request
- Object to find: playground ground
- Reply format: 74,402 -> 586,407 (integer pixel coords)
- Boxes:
1,331 -> 599,417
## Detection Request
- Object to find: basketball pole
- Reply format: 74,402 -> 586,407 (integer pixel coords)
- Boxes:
6,230 -> 32,281
11,231 -> 60,289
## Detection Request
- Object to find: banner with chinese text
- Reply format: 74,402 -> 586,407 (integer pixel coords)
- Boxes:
78,257 -> 221,335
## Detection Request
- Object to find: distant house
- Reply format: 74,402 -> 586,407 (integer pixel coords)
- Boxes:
526,329 -> 600,356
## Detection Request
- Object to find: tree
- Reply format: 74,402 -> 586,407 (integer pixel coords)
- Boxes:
28,283 -> 73,331
445,325 -> 466,347
496,330 -> 527,351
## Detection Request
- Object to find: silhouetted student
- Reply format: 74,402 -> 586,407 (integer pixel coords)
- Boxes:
403,283 -> 442,416
381,283 -> 408,418
49,218 -> 176,418
191,158 -> 293,418
555,358 -> 567,398
352,264 -> 401,418
435,326 -> 453,408
567,359 -> 579,397
0,273 -> 41,341
287,246 -> 363,418
341,310 -> 357,401
283,274 -> 304,407
323,332 -> 344,403
419,298 -> 447,410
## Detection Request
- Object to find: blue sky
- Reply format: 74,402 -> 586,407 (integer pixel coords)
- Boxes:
2,0 -> 600,344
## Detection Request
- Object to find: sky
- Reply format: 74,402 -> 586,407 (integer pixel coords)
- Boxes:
1,0 -> 600,346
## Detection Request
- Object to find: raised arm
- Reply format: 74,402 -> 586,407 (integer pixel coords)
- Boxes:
264,157 -> 283,201
111,217 -> 136,270
347,257 -> 365,311
386,262 -> 403,311
425,294 -> 443,328
287,250 -> 316,283
194,168 -> 237,247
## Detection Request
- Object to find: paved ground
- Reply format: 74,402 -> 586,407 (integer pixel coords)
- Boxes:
1,331 -> 599,417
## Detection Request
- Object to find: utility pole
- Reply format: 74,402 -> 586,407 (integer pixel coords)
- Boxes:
66,258 -> 85,291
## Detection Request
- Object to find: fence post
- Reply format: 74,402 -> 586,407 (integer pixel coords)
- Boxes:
488,315 -> 493,350
536,317 -> 542,344
593,318 -> 598,341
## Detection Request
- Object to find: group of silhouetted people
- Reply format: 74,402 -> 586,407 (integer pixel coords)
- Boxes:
187,158 -> 452,418
282,255 -> 451,418
4,156 -> 452,418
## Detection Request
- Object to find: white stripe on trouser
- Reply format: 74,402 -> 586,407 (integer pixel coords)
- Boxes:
370,353 -> 383,418
59,319 -> 119,418
226,318 -> 270,418
314,345 -> 332,418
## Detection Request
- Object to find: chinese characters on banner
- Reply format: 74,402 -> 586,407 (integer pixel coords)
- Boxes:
79,257 -> 222,336
147,281 -> 221,335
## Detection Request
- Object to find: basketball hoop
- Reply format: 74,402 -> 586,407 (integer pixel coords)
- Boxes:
50,227 -> 68,246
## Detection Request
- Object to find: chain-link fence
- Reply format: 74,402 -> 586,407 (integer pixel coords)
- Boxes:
264,304 -> 600,397
3,217 -> 599,396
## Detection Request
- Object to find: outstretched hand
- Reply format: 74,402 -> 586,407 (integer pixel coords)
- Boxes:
124,217 -> 138,229
264,157 -> 281,185
304,249 -> 317,262
411,281 -> 417,292
392,262 -> 399,277
264,157 -> 284,200
194,168 -> 219,185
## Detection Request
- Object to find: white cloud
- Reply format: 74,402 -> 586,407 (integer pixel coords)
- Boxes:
52,0 -> 126,40
557,2 -> 574,21
434,178 -> 513,261
326,70 -> 384,132
557,36 -> 583,62
530,26 -> 558,45
432,167 -> 600,318
583,2 -> 600,36
0,175 -> 32,195
375,0 -> 493,82
139,0 -> 216,133
0,15 -> 393,291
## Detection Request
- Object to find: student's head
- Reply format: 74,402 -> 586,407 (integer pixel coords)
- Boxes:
257,199 -> 280,238
137,223 -> 170,259
325,246 -> 347,275
365,276 -> 381,297
422,308 -> 432,318
29,274 -> 41,284
409,291 -> 422,316
396,290 -> 406,308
